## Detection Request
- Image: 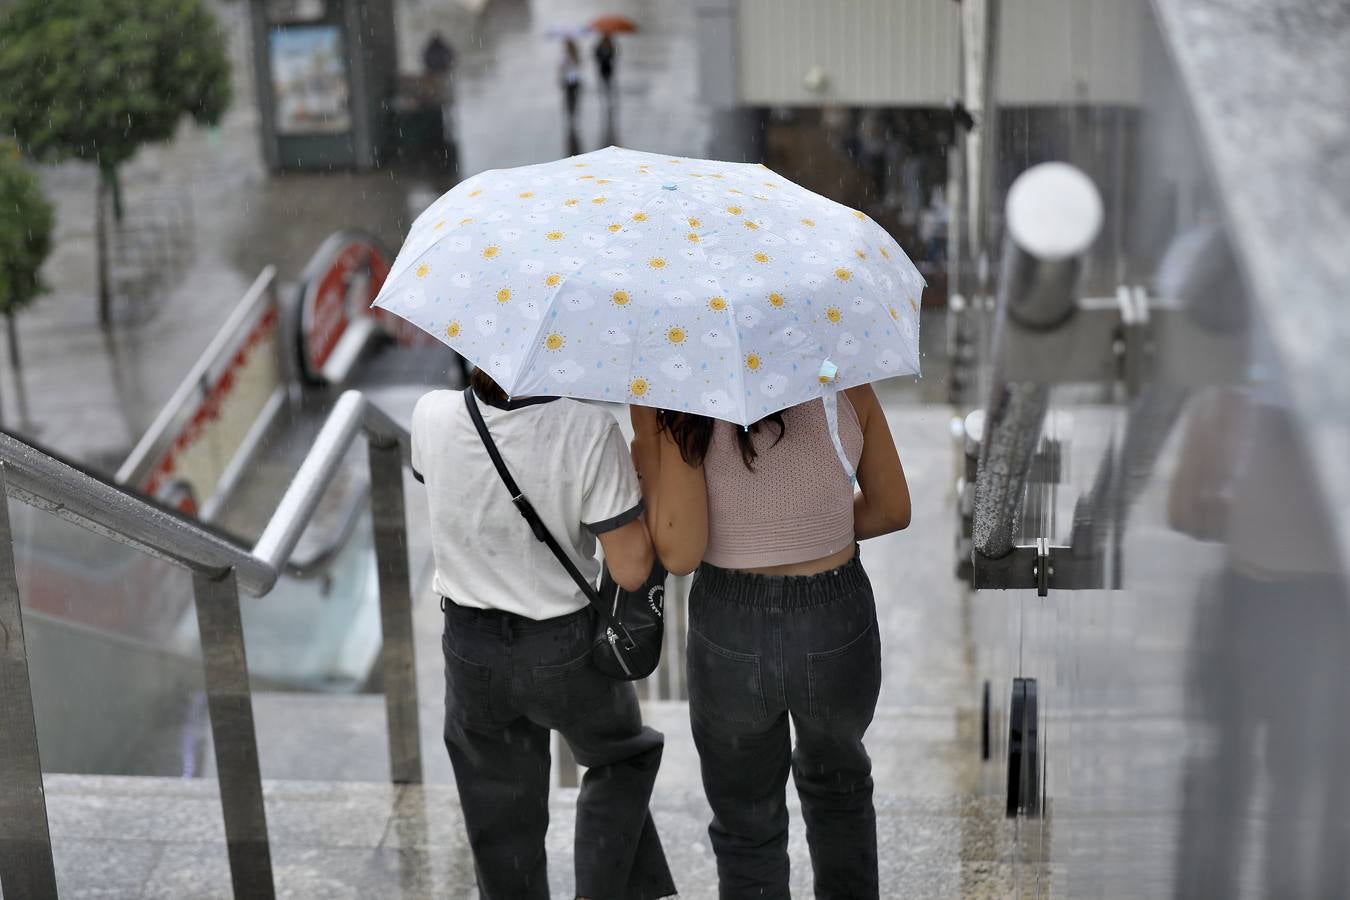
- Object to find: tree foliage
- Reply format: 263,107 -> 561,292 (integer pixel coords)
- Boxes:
0,0 -> 232,170
0,145 -> 54,316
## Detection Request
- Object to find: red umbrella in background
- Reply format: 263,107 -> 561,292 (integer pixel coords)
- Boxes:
589,14 -> 638,35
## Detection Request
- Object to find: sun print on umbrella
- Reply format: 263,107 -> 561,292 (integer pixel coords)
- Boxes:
373,146 -> 925,457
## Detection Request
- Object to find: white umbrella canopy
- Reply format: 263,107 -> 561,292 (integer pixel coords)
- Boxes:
373,146 -> 925,430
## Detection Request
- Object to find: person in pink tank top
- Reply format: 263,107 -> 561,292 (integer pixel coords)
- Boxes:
630,384 -> 911,899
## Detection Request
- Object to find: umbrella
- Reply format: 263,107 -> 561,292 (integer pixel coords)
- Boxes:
545,24 -> 592,39
589,14 -> 637,35
372,146 -> 924,474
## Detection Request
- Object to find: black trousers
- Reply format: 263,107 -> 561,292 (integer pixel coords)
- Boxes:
687,553 -> 882,900
441,598 -> 675,900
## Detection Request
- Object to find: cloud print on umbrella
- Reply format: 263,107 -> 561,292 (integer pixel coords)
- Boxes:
371,145 -> 924,427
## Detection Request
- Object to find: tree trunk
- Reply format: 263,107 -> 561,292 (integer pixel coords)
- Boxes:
6,309 -> 21,374
107,164 -> 124,222
5,309 -> 30,431
97,169 -> 113,328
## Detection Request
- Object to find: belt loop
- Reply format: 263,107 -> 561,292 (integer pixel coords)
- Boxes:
500,616 -> 512,644
440,596 -> 448,613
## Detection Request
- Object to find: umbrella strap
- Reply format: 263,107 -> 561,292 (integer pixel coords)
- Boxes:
463,389 -> 631,639
821,390 -> 858,484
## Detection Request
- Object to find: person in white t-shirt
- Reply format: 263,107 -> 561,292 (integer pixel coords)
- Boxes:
410,367 -> 675,900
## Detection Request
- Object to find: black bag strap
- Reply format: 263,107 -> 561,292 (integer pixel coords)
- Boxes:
464,389 -> 633,645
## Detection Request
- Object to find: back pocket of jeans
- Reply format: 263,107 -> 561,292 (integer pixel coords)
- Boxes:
688,630 -> 767,724
442,636 -> 493,724
806,622 -> 880,722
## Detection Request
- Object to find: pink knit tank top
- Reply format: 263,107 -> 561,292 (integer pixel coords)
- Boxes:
703,395 -> 864,569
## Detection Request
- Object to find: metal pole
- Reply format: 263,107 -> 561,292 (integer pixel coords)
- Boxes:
962,0 -> 1001,288
192,568 -> 275,900
367,442 -> 423,785
996,162 -> 1103,330
557,732 -> 580,788
0,465 -> 59,900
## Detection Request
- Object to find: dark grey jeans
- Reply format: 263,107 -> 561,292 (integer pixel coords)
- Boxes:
687,552 -> 882,900
441,598 -> 675,900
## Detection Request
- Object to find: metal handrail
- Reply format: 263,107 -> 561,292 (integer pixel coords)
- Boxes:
282,478 -> 372,578
0,389 -> 422,900
0,432 -> 273,588
3,391 -> 411,596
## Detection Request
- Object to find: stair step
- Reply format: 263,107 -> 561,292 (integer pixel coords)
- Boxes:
33,773 -> 1060,899
224,692 -> 986,800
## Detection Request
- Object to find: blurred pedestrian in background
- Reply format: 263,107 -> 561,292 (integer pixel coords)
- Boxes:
423,31 -> 454,79
919,186 -> 948,265
422,32 -> 456,144
594,33 -> 618,99
560,38 -> 582,127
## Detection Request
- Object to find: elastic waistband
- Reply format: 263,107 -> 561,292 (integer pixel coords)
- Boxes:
691,550 -> 870,609
440,597 -> 591,633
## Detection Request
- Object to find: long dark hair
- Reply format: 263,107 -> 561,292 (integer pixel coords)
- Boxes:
658,410 -> 786,470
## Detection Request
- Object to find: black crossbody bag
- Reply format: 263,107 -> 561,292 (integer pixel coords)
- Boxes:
464,389 -> 666,680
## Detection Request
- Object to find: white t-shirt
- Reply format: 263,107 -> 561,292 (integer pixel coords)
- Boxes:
410,389 -> 642,620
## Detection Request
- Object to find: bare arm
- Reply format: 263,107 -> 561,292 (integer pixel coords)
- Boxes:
596,518 -> 655,592
629,406 -> 663,529
631,407 -> 710,576
847,384 -> 911,539
652,429 -> 708,574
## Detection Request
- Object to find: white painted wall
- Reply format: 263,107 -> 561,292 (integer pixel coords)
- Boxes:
728,0 -> 1143,107
997,0 -> 1143,104
737,0 -> 961,105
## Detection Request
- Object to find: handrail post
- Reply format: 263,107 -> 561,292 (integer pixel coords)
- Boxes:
367,441 -> 423,785
192,568 -> 275,899
973,163 -> 1102,559
0,464 -> 59,900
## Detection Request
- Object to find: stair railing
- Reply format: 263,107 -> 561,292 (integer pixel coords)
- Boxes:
0,390 -> 420,900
